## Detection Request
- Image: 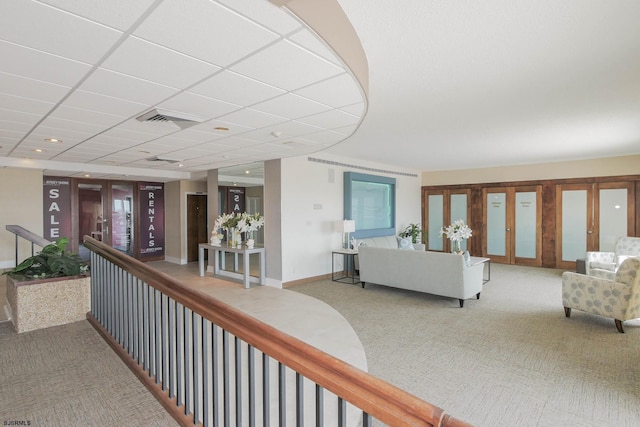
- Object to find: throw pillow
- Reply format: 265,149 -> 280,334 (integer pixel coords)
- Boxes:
396,236 -> 414,250
463,251 -> 471,267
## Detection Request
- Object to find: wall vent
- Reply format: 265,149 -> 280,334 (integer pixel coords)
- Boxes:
136,108 -> 206,129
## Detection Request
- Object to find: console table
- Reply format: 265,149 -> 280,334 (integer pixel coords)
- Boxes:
469,256 -> 491,283
199,243 -> 265,289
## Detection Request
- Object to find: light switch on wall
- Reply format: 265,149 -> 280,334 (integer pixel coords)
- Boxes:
313,203 -> 322,210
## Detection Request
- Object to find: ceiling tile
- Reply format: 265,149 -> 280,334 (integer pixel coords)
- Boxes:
267,120 -> 324,137
340,102 -> 366,116
101,36 -> 221,88
252,93 -> 332,120
230,40 -> 344,91
134,0 -> 279,67
0,120 -> 31,133
0,93 -> 54,116
38,116 -> 104,135
38,0 -> 158,31
0,72 -> 70,104
297,109 -> 360,129
218,108 -> 288,129
0,108 -> 41,126
217,0 -> 302,36
288,28 -> 343,66
0,41 -> 92,87
158,92 -> 241,122
295,73 -> 364,109
79,68 -> 180,106
50,105 -> 125,127
0,0 -> 123,64
189,70 -> 285,106
64,90 -> 148,118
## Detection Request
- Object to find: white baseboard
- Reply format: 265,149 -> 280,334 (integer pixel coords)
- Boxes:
163,256 -> 186,265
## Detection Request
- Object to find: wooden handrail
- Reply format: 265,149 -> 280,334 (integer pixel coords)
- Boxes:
6,225 -> 52,248
83,236 -> 471,427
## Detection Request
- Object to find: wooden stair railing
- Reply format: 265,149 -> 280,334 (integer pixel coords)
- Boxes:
84,236 -> 472,427
5,225 -> 52,267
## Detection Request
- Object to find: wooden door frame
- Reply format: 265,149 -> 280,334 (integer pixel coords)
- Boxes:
482,187 -> 512,264
555,183 -> 595,270
513,185 -> 542,267
186,192 -> 208,263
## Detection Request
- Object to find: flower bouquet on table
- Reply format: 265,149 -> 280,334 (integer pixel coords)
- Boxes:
238,212 -> 264,248
212,212 -> 264,248
439,219 -> 472,254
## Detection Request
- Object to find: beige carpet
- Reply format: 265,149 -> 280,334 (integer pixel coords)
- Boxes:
290,264 -> 640,427
0,320 -> 177,426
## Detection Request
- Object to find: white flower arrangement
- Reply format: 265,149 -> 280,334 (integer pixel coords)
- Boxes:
213,212 -> 264,234
439,219 -> 472,252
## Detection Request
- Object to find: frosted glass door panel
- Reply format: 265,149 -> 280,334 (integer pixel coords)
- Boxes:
515,192 -> 536,258
450,194 -> 468,251
487,193 -> 506,256
562,190 -> 587,261
599,189 -> 627,252
428,195 -> 444,250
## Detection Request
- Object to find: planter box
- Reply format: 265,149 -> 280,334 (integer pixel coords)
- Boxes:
6,275 -> 90,333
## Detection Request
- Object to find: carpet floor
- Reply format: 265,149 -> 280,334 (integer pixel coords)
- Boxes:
290,263 -> 640,427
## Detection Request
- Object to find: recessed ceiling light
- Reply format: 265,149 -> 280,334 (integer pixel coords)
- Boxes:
214,127 -> 229,131
45,138 -> 61,143
245,170 -> 250,174
178,164 -> 184,168
84,174 -> 90,178
34,148 -> 44,153
271,131 -> 282,137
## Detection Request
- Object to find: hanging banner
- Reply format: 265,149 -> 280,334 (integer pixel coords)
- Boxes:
138,183 -> 165,258
228,187 -> 245,213
43,177 -> 71,241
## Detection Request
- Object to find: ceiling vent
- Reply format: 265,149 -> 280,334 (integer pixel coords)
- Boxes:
136,108 -> 206,129
146,154 -> 184,164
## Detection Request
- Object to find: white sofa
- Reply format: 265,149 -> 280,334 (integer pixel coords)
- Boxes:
357,246 -> 484,307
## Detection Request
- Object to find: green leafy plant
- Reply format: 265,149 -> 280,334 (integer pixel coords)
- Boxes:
400,223 -> 426,244
3,237 -> 89,280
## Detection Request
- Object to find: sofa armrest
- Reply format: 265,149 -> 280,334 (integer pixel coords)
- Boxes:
585,251 -> 615,275
561,272 -> 632,320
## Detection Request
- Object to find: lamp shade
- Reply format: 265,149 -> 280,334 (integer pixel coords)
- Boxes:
343,219 -> 356,233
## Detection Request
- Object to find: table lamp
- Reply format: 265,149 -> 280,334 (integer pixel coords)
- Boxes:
343,219 -> 355,249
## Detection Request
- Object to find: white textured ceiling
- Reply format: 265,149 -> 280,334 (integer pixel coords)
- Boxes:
327,0 -> 640,171
0,0 -> 365,182
2,0 -> 640,183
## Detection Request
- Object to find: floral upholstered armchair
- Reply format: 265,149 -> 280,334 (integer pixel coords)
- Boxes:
562,257 -> 640,333
585,236 -> 640,280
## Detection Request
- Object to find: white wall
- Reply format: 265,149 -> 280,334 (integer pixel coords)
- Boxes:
279,154 -> 422,283
0,168 -> 44,268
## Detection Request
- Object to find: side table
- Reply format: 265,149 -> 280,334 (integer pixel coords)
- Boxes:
331,249 -> 360,284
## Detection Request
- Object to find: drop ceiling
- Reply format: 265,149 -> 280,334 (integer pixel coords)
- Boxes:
2,1 -> 639,184
0,0 -> 366,182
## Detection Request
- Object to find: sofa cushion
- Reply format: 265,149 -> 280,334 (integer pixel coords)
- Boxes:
590,261 -> 616,271
396,236 -> 414,250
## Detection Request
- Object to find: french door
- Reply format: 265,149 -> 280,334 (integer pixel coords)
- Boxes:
555,182 -> 634,270
424,189 -> 471,252
76,180 -> 135,257
483,186 -> 542,266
